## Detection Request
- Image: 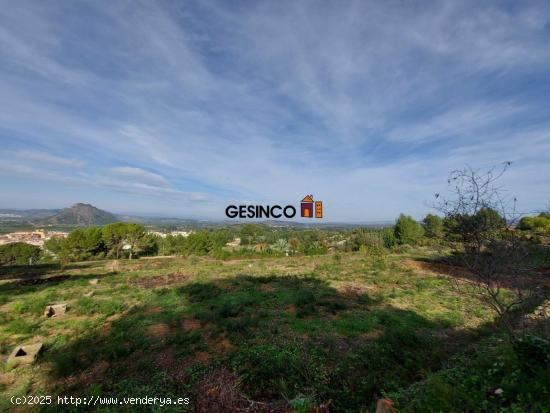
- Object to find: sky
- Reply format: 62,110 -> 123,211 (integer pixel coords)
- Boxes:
0,0 -> 549,222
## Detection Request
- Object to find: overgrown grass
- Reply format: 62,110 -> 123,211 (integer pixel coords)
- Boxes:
0,250 -> 547,412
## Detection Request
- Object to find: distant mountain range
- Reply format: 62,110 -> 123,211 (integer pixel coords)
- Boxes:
0,204 -> 394,229
0,209 -> 61,220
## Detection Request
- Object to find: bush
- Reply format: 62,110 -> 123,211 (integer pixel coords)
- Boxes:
0,242 -> 41,265
394,214 -> 424,245
513,335 -> 550,374
518,214 -> 550,234
210,248 -> 231,260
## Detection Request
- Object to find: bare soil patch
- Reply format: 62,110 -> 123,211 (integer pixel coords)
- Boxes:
215,335 -> 233,352
182,316 -> 202,331
143,306 -> 163,315
61,360 -> 109,388
146,323 -> 170,339
402,259 -> 471,278
130,273 -> 191,288
195,351 -> 210,363
338,281 -> 377,298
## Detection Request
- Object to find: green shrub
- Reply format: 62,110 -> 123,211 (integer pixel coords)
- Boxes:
210,248 -> 231,260
518,214 -> 550,234
513,334 -> 550,374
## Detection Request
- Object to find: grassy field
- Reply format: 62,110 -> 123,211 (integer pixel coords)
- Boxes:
0,249 -> 548,412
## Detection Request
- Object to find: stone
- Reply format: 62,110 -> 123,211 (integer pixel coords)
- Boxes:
44,303 -> 67,317
83,291 -> 94,298
89,278 -> 99,285
7,343 -> 43,367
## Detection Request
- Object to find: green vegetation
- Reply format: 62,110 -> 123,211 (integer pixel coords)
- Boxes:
21,212 -> 465,266
0,238 -> 547,412
518,213 -> 550,235
43,222 -> 158,262
394,214 -> 424,245
0,242 -> 41,265
443,207 -> 506,245
422,214 -> 443,239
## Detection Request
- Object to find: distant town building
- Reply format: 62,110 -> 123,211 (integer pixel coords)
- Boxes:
0,230 -> 68,247
148,230 -> 168,238
170,231 -> 193,237
226,237 -> 241,248
147,230 -> 194,238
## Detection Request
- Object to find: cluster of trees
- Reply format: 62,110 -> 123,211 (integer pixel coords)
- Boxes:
391,209 -> 517,247
0,242 -> 41,265
238,224 -> 327,255
157,230 -> 233,256
392,213 -> 443,245
159,225 -> 329,257
44,222 -> 157,262
337,214 -> 444,253
38,224 -> 333,263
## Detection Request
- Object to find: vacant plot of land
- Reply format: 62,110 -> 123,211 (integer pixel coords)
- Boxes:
0,250 -> 546,412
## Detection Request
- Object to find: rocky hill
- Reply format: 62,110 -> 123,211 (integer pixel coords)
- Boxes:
42,203 -> 118,226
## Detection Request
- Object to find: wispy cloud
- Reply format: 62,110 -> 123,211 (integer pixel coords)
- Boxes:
110,166 -> 169,188
1,0 -> 549,220
387,102 -> 525,143
16,150 -> 85,168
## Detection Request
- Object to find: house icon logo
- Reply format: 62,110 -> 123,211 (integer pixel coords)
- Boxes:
301,195 -> 323,218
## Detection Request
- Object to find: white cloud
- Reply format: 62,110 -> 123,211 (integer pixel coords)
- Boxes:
109,166 -> 169,187
16,150 -> 85,168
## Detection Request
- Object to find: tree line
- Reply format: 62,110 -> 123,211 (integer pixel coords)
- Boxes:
1,211 -> 548,266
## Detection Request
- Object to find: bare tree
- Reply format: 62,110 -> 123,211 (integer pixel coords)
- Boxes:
435,162 -> 545,340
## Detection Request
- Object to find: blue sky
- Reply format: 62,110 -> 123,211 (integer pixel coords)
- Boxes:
0,0 -> 549,222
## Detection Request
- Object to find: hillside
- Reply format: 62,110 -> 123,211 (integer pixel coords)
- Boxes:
42,203 -> 118,226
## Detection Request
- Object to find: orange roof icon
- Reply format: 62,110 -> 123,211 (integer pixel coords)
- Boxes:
301,195 -> 313,202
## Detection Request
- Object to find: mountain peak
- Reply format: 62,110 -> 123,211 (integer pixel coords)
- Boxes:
44,203 -> 117,226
